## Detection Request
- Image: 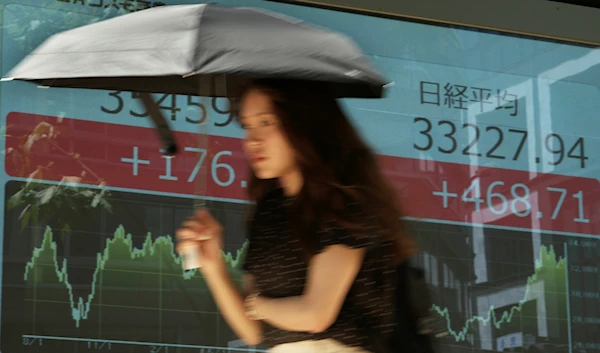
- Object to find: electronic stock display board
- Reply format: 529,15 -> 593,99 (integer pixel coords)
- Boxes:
0,1 -> 598,353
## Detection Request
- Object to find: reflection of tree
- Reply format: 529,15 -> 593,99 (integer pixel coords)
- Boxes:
3,3 -> 123,237
6,120 -> 111,238
4,0 -> 161,54
5,4 -> 101,55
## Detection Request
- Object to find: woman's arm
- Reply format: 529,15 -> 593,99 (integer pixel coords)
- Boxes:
252,244 -> 366,333
202,263 -> 263,345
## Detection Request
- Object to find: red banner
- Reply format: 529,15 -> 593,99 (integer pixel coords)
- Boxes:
5,112 -> 599,235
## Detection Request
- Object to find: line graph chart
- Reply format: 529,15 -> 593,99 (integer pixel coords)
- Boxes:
431,245 -> 567,342
2,181 -> 597,353
15,222 -> 249,351
409,222 -> 576,352
2,181 -> 253,353
23,225 -> 248,328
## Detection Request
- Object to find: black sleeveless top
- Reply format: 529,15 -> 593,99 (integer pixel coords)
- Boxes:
242,188 -> 398,351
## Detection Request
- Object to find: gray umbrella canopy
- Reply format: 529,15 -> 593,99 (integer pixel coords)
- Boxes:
3,3 -> 389,98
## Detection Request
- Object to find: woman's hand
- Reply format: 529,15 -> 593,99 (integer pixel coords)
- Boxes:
176,209 -> 224,271
177,210 -> 262,345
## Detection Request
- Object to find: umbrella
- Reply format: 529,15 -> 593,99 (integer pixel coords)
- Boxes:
1,3 -> 390,269
3,4 -> 387,97
2,4 -> 389,155
2,4 -> 390,119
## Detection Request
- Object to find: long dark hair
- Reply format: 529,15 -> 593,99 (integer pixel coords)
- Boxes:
236,79 -> 416,263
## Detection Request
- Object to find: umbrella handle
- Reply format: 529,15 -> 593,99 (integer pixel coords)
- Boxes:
138,92 -> 179,156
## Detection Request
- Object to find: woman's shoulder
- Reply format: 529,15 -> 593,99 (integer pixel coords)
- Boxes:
249,187 -> 288,229
327,198 -> 383,233
315,199 -> 390,253
253,187 -> 287,213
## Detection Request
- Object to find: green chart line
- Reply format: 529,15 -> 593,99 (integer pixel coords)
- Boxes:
431,245 -> 567,342
23,225 -> 247,328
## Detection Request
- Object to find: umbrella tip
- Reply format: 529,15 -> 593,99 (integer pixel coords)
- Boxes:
162,143 -> 178,156
0,77 -> 14,82
383,81 -> 395,88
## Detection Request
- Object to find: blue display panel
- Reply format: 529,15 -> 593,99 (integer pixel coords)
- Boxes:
0,1 -> 598,353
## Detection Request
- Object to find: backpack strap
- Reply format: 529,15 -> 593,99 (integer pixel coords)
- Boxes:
405,265 -> 448,339
390,261 -> 449,353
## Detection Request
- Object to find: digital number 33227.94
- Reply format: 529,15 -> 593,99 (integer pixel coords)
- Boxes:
413,117 -> 588,168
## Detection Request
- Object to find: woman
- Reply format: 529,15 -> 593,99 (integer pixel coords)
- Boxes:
176,79 -> 416,353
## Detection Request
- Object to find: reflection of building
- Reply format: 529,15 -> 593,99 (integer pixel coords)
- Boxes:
408,220 -> 477,353
469,228 -> 568,352
408,219 -> 570,353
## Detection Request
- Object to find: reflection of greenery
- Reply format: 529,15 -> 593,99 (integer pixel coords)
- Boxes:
4,0 -> 152,56
5,119 -> 112,238
2,2 -> 162,116
7,181 -> 111,237
2,3 -> 116,236
5,5 -> 98,55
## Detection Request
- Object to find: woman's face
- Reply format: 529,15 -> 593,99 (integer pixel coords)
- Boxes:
239,88 -> 298,181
